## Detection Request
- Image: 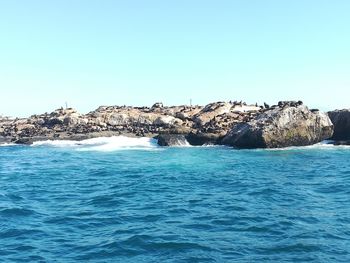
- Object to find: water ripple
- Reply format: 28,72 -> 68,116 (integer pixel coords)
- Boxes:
0,145 -> 350,262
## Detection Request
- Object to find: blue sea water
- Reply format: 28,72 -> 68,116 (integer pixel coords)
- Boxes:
1,137 -> 350,262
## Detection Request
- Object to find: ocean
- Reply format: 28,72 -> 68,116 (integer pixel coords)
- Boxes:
1,137 -> 350,262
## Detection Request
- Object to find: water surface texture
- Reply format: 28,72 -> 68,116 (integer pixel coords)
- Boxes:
1,138 -> 350,262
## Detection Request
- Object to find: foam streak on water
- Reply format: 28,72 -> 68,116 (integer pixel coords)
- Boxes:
31,136 -> 159,152
1,140 -> 350,262
0,143 -> 17,147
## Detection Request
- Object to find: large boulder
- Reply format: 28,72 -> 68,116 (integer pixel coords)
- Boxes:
186,132 -> 223,146
153,116 -> 182,126
156,134 -> 189,146
105,109 -> 165,127
63,113 -> 86,126
45,108 -> 84,127
222,104 -> 334,148
193,102 -> 232,126
328,110 -> 350,140
107,113 -> 130,126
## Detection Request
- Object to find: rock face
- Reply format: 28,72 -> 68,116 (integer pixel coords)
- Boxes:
222,102 -> 334,148
0,101 -> 262,146
193,102 -> 232,126
328,110 -> 350,140
0,101 -> 335,148
186,132 -> 222,146
156,134 -> 189,146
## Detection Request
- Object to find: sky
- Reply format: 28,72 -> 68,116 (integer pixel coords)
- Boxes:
0,0 -> 349,117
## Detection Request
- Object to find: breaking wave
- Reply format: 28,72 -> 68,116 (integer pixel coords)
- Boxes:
31,136 -> 159,152
0,143 -> 17,147
2,138 -> 349,151
259,140 -> 350,151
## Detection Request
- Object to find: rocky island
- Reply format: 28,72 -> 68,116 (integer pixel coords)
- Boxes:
0,100 -> 347,148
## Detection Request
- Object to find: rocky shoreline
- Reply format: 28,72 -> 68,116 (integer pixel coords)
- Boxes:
0,101 -> 349,148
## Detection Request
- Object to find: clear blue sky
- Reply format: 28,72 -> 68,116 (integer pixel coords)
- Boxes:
0,0 -> 349,117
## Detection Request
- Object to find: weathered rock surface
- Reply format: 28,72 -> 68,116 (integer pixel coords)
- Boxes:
328,109 -> 350,140
156,134 -> 189,146
186,132 -> 223,146
193,102 -> 232,126
0,101 -> 262,146
222,102 -> 334,148
0,101 -> 336,148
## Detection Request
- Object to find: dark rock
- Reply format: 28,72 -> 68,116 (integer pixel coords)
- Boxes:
46,117 -> 64,126
278,101 -> 303,108
156,134 -> 188,146
186,132 -> 222,146
13,138 -> 34,145
0,136 -> 11,144
222,105 -> 333,148
332,140 -> 350,146
151,102 -> 164,109
328,109 -> 350,140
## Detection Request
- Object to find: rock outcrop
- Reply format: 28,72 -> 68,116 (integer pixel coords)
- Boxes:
193,102 -> 232,126
0,101 -> 262,145
0,101 -> 336,148
156,134 -> 189,146
328,109 -> 350,140
222,101 -> 334,148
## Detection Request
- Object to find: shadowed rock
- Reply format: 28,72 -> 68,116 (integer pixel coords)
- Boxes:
186,132 -> 223,146
156,134 -> 188,146
328,109 -> 350,140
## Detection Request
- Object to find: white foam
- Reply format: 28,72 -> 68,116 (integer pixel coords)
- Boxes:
5,138 -> 350,151
260,140 -> 350,151
31,136 -> 159,152
170,139 -> 192,147
0,143 -> 17,147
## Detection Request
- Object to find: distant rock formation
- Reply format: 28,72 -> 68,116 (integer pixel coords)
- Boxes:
0,101 -> 337,148
222,101 -> 334,148
0,101 -> 262,145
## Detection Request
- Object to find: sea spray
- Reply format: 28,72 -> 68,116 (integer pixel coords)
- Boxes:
31,136 -> 159,151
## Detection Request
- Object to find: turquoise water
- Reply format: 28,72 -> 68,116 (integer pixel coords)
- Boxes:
1,138 -> 350,262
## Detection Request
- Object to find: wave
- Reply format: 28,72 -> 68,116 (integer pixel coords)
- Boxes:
3,138 -> 350,151
0,143 -> 17,147
31,136 -> 159,152
260,140 -> 350,151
